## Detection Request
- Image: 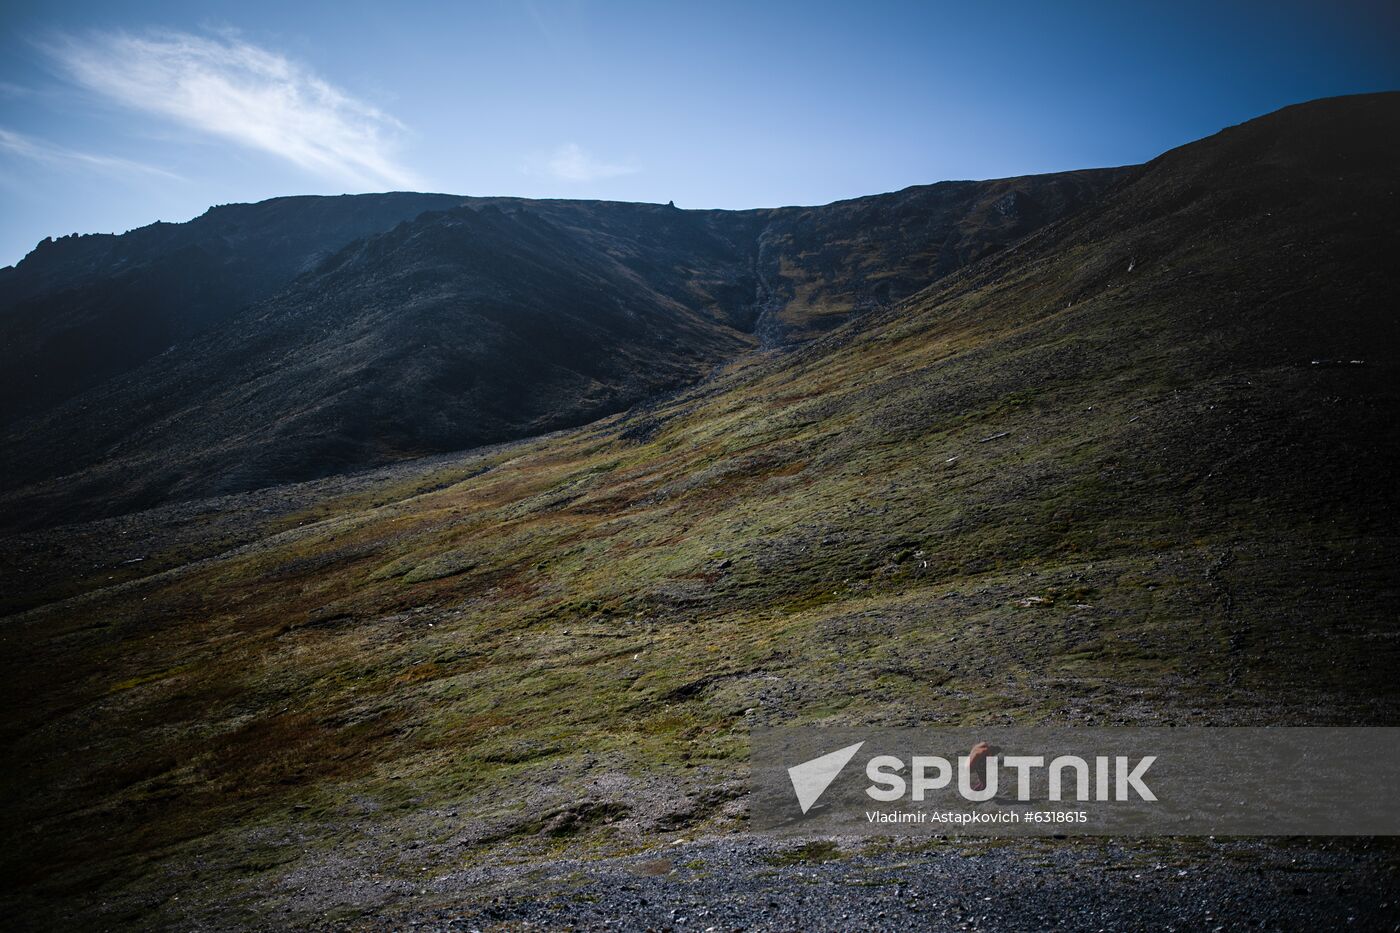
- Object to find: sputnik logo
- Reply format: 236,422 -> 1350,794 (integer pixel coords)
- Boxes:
787,741 -> 865,814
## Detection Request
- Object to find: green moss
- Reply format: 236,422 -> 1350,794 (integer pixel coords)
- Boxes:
764,841 -> 844,866
401,549 -> 478,583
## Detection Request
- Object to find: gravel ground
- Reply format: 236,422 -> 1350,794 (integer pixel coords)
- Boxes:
303,834 -> 1400,932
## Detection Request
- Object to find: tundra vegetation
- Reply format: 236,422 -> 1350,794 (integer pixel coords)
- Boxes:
1,94 -> 1398,928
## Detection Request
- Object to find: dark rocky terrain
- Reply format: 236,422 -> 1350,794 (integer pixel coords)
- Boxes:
1,93 -> 1398,930
0,192 -> 467,422
322,836 -> 1400,932
0,170 -> 1121,530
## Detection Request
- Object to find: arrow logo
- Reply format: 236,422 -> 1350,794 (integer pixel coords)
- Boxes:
787,741 -> 865,814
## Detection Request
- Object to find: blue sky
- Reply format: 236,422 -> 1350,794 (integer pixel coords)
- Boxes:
1,0 -> 1396,267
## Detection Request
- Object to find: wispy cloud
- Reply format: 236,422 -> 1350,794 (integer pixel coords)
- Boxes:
0,126 -> 183,180
533,142 -> 637,182
43,30 -> 419,189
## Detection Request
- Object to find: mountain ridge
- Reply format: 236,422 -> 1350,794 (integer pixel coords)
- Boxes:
1,166 -> 1125,529
0,192 -> 471,420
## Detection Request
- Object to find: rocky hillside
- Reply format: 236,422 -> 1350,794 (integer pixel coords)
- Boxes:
1,93 -> 1396,929
744,168 -> 1120,342
0,171 -> 1121,529
0,192 -> 467,422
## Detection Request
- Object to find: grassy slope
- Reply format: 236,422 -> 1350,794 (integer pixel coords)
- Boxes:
2,93 -> 1398,926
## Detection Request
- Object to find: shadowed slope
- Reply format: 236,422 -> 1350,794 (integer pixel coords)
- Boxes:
0,203 -> 760,524
0,172 -> 1120,529
0,192 -> 467,422
1,93 -> 1397,929
746,168 -> 1123,342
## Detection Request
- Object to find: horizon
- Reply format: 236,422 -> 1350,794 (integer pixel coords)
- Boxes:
2,0 -> 1398,268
